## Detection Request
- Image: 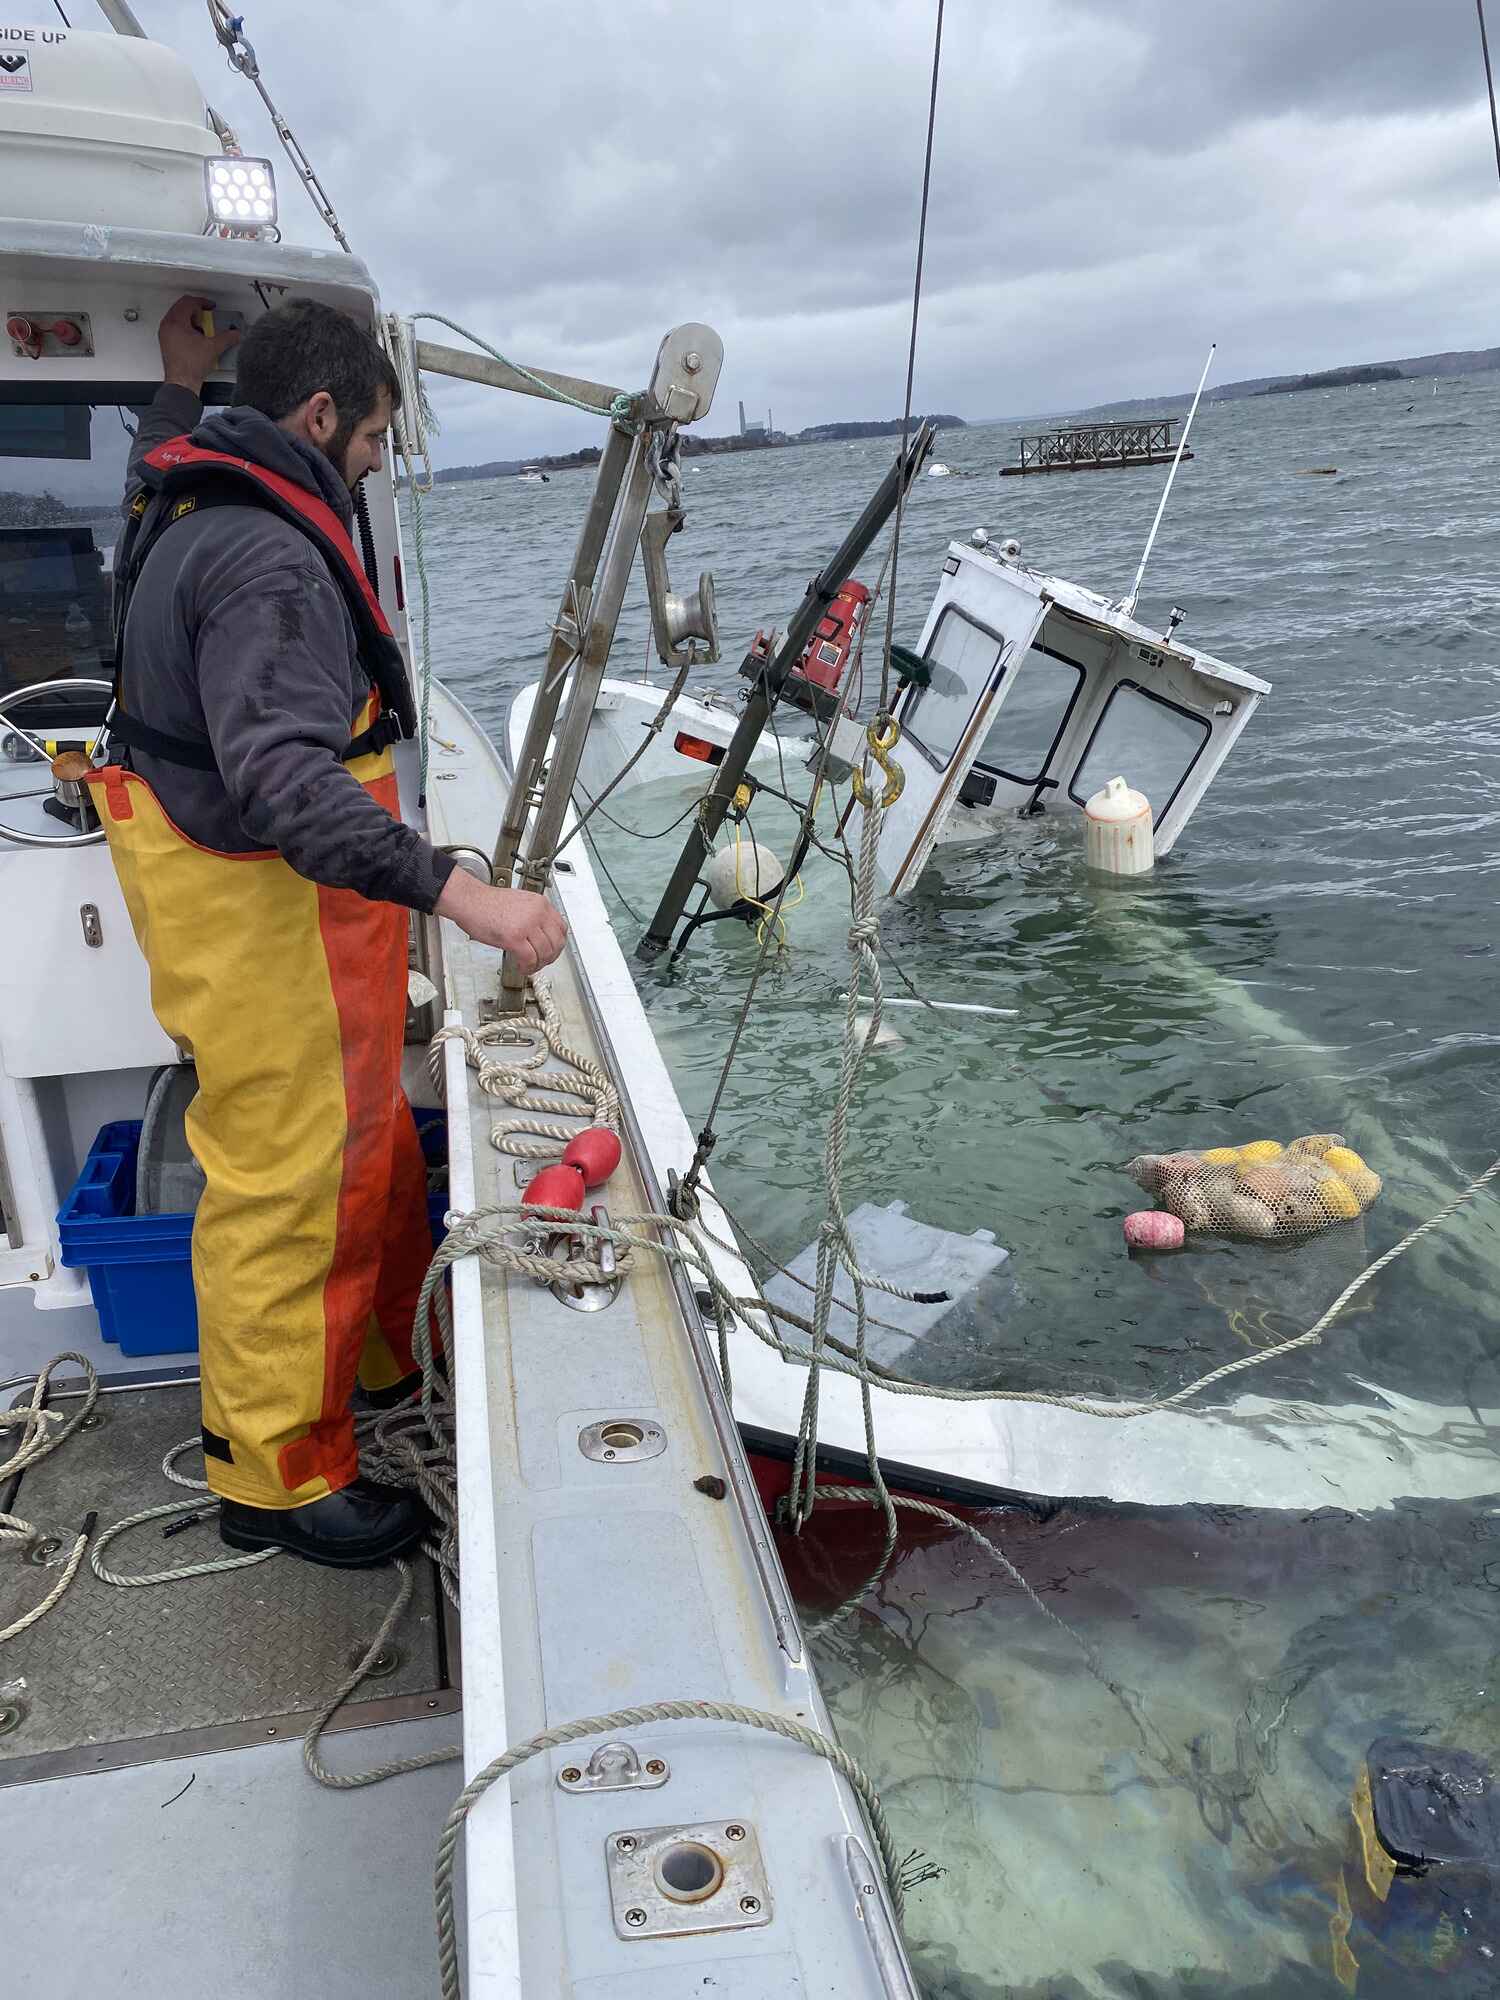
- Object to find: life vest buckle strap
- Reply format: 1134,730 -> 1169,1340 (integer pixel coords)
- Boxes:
107,708 -> 219,773
343,711 -> 405,761
109,703 -> 401,777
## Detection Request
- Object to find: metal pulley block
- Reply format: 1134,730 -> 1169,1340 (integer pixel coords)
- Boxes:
641,501 -> 719,669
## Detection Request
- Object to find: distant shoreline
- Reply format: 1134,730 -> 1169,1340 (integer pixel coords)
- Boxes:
1053,347 -> 1500,425
430,413 -> 967,485
1254,362 -> 1403,396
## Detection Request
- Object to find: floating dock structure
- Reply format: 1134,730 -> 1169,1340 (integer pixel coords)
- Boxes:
1001,416 -> 1191,476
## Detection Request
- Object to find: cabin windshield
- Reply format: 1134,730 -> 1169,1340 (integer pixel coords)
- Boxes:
0,395 -> 145,697
903,606 -> 1006,768
1069,680 -> 1212,819
973,642 -> 1085,787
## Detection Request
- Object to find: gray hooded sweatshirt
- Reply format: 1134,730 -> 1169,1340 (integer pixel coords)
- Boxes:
119,386 -> 454,913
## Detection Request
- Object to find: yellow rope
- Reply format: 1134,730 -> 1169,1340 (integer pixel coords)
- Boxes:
731,820 -> 803,948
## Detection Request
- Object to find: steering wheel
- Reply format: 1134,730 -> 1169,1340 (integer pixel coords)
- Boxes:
0,678 -> 113,849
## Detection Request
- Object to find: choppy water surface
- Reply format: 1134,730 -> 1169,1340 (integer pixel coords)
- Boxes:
417,375 -> 1500,1996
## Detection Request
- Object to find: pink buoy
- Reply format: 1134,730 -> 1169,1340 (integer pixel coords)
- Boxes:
561,1126 -> 622,1189
522,1164 -> 586,1212
1123,1210 -> 1186,1253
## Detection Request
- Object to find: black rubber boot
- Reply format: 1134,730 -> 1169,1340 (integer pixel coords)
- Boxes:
354,1370 -> 422,1412
219,1477 -> 427,1569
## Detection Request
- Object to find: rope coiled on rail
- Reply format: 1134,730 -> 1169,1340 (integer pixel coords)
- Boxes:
430,976 -> 619,1160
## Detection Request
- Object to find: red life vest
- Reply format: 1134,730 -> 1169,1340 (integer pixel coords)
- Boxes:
109,435 -> 417,771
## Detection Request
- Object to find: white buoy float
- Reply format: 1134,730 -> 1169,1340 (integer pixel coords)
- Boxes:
704,838 -> 785,909
1084,774 -> 1154,876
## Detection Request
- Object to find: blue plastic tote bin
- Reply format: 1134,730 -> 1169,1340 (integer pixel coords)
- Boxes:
56,1110 -> 449,1360
55,1120 -> 197,1356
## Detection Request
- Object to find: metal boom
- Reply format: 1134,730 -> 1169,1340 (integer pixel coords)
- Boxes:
636,424 -> 933,960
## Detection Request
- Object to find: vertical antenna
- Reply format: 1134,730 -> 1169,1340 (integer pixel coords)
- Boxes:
1122,342 -> 1215,620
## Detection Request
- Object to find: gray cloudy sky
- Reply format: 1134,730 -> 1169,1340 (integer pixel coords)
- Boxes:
26,0 -> 1500,463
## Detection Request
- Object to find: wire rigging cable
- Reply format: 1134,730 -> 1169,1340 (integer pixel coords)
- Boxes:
879,0 -> 945,713
1480,0 -> 1500,188
204,1 -> 355,253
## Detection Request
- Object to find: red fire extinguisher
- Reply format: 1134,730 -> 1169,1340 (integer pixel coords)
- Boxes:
784,578 -> 871,721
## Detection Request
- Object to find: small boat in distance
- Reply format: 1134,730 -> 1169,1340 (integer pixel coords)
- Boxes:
518,463 -> 550,483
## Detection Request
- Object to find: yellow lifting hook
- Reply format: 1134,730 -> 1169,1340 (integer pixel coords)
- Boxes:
850,714 -> 905,809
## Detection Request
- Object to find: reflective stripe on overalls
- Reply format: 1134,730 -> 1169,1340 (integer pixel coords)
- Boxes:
84,705 -> 431,1509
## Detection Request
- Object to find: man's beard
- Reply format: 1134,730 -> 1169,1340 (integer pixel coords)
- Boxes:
314,427 -> 358,491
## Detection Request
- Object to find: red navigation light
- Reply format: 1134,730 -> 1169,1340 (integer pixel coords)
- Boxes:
673,732 -> 725,764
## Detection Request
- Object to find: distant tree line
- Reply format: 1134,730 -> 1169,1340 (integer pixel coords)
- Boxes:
427,412 -> 969,485
0,489 -> 107,526
797,414 -> 967,442
1255,364 -> 1402,396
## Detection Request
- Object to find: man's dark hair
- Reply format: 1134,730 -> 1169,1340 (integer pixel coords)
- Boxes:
235,298 -> 400,460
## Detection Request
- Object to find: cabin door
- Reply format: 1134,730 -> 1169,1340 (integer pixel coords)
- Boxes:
873,565 -> 1046,897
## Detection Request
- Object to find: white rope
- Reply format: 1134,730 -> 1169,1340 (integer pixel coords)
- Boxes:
813,1484 -> 1092,1660
789,774 -> 899,1597
430,1128 -> 1500,1436
424,1701 -> 901,2000
377,314 -> 438,793
430,978 -> 619,1159
383,315 -> 435,496
162,1435 -> 209,1488
407,472 -> 435,798
297,1566 -> 902,2000
0,1352 -> 98,1646
90,1494 -> 275,1588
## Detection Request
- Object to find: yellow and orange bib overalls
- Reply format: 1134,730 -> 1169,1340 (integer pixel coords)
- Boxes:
89,441 -> 431,1510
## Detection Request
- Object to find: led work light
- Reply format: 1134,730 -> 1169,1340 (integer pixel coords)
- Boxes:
204,156 -> 278,234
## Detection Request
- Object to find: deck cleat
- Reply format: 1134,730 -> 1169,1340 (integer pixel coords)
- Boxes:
546,1204 -> 622,1311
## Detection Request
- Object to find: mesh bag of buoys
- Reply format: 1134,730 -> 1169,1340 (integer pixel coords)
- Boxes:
1125,1134 -> 1382,1240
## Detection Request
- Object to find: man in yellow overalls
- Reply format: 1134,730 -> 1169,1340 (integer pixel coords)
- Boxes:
88,296 -> 565,1567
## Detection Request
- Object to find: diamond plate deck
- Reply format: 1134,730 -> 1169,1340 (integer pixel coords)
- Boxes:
0,1381 -> 450,1782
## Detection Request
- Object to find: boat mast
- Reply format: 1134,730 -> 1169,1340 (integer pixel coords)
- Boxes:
1121,341 -> 1215,620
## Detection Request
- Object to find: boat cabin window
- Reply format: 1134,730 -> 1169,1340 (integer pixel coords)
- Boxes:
0,396 -> 144,698
903,607 -> 1007,769
972,643 -> 1085,786
1069,679 -> 1211,819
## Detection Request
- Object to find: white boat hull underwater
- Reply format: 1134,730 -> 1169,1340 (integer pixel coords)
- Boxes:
0,24 -> 917,2000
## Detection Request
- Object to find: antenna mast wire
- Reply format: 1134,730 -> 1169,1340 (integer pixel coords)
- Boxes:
1122,342 -> 1215,620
